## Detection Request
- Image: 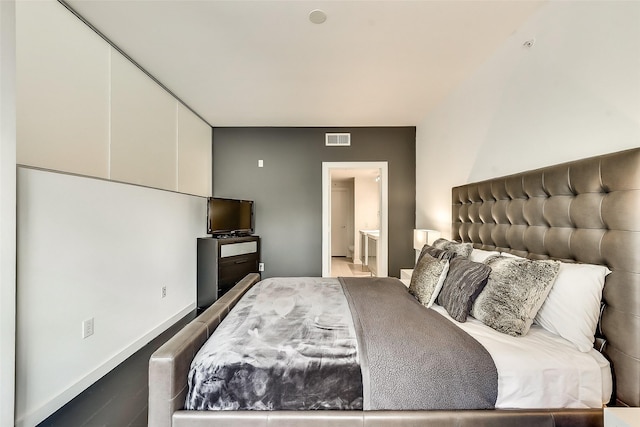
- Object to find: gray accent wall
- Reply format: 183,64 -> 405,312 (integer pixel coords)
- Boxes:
212,127 -> 416,278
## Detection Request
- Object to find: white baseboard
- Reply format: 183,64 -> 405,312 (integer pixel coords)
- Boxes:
16,304 -> 195,427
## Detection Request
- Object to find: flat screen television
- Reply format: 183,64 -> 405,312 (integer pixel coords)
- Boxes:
207,197 -> 254,236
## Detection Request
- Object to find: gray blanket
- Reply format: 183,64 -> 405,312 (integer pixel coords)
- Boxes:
340,277 -> 498,410
185,277 -> 363,410
185,276 -> 498,411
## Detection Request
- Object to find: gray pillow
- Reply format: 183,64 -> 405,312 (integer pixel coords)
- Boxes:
409,253 -> 449,308
471,256 -> 560,336
417,244 -> 456,263
432,238 -> 473,259
437,257 -> 491,322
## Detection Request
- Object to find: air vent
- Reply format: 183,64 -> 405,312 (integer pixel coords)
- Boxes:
325,133 -> 351,147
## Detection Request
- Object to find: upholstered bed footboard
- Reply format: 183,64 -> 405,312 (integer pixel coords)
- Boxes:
169,408 -> 603,427
149,273 -> 262,427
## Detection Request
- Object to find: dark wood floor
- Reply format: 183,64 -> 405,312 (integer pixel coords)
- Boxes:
38,310 -> 197,427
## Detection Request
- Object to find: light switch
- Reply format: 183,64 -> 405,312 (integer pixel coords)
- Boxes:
258,159 -> 264,168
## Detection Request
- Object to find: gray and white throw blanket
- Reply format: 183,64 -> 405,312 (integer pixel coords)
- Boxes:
185,277 -> 363,410
185,276 -> 497,411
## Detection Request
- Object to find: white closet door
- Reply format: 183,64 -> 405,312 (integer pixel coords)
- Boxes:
110,50 -> 177,191
16,0 -> 110,178
177,103 -> 212,197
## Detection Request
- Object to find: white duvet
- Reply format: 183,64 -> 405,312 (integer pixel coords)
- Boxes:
431,304 -> 612,409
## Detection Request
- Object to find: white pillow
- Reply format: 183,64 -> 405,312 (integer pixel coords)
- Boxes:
469,249 -> 500,263
499,252 -> 525,259
534,262 -> 611,352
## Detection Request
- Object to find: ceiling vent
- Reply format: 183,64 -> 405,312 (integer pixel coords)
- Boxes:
325,133 -> 351,147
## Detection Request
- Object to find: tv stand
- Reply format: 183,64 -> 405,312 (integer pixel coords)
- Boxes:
196,235 -> 260,310
213,232 -> 251,239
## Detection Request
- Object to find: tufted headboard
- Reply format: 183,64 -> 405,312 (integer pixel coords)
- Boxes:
451,147 -> 640,407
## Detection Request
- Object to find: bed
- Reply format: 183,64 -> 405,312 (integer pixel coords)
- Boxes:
149,147 -> 640,427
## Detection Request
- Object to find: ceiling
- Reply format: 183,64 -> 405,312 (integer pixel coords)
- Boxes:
63,0 -> 546,128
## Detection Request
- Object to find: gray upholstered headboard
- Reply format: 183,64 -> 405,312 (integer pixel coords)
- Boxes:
451,147 -> 640,407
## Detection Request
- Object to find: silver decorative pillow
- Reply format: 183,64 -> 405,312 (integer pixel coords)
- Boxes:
432,238 -> 473,259
409,253 -> 449,308
471,256 -> 560,336
437,257 -> 491,323
417,244 -> 456,263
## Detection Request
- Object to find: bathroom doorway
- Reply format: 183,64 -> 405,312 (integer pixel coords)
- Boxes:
322,162 -> 388,278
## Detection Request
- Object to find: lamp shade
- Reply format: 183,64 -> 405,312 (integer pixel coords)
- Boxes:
413,229 -> 441,250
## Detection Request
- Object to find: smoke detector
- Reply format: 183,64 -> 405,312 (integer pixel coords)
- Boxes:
309,9 -> 327,24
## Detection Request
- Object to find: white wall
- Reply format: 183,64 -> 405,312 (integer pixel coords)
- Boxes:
15,168 -> 206,427
0,1 -> 16,426
14,1 -> 214,425
416,0 -> 640,237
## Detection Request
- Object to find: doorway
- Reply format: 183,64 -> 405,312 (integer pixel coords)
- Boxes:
322,162 -> 388,278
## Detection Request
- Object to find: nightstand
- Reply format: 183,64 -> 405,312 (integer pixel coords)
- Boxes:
400,269 -> 413,287
605,408 -> 640,427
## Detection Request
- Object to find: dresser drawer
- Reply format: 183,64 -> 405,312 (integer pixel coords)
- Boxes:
220,241 -> 258,258
218,254 -> 259,294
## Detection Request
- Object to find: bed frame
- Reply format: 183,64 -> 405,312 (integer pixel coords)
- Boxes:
149,147 -> 639,427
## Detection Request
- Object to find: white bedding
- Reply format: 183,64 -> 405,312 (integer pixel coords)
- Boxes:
431,304 -> 612,409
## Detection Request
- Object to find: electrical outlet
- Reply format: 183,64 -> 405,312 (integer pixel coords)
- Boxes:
82,318 -> 94,339
161,286 -> 167,298
258,262 -> 265,272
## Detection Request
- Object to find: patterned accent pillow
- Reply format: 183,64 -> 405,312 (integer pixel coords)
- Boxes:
432,238 -> 473,259
471,256 -> 560,336
409,253 -> 449,308
417,244 -> 457,263
437,257 -> 491,322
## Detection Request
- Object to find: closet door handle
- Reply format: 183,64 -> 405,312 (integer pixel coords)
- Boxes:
234,259 -> 248,264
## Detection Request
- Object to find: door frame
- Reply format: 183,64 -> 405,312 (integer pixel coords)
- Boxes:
322,161 -> 388,277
